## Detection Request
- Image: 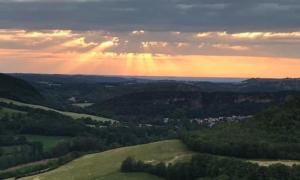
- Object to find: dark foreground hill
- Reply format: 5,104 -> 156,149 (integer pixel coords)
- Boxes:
0,73 -> 43,103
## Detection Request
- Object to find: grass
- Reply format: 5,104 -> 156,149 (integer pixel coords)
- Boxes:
0,98 -> 115,123
72,103 -> 94,108
249,160 -> 300,167
1,145 -> 26,156
13,139 -> 300,180
0,107 -> 24,117
24,135 -> 70,152
21,140 -> 193,180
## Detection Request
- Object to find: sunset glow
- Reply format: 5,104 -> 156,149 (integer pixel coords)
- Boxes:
0,28 -> 299,78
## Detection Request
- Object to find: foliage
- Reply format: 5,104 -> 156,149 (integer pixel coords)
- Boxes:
121,154 -> 300,180
0,152 -> 80,179
88,91 -> 292,124
182,95 -> 300,160
0,73 -> 44,104
22,140 -> 188,180
0,108 -> 177,174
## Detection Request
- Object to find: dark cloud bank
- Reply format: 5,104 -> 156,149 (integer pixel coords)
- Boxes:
0,0 -> 300,32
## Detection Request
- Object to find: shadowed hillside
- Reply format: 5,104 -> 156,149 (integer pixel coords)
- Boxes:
0,73 -> 43,104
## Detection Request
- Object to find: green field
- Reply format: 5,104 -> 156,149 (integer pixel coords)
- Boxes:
0,98 -> 115,123
21,140 -> 193,180
249,160 -> 300,167
16,139 -> 300,180
25,135 -> 69,152
0,107 -> 24,117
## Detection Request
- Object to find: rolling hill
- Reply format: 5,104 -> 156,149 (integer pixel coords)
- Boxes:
21,140 -> 193,180
0,98 -> 115,123
19,139 -> 300,180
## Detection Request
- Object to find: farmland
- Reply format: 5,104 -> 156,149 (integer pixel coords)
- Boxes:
20,139 -> 300,180
22,140 -> 193,180
0,98 -> 115,123
25,135 -> 69,152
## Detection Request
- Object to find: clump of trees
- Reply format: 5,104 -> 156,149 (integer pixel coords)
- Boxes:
121,155 -> 300,180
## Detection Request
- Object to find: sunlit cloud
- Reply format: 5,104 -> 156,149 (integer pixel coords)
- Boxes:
196,31 -> 300,40
212,44 -> 250,51
142,41 -> 168,48
176,42 -> 189,48
62,37 -> 97,48
131,30 -> 145,36
0,29 -> 300,78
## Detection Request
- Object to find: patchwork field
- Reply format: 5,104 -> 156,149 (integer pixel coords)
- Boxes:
21,140 -> 193,180
25,135 -> 69,152
9,139 -> 300,180
0,98 -> 115,123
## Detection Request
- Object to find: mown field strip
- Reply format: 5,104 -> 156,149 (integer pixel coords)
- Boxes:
21,140 -> 193,180
0,98 -> 115,122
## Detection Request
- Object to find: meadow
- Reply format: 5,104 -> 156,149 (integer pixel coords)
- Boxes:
22,140 -> 193,180
14,139 -> 300,180
0,107 -> 24,117
0,98 -> 115,123
25,135 -> 69,152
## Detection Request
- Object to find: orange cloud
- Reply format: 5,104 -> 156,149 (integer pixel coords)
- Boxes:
0,29 -> 300,78
1,47 -> 300,78
196,31 -> 300,40
212,44 -> 250,51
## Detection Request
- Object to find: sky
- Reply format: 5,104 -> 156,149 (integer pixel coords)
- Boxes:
0,0 -> 300,78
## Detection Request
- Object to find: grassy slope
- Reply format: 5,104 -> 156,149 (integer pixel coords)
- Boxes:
0,98 -> 115,123
25,135 -> 69,152
22,140 -> 193,180
249,160 -> 300,167
12,140 -> 300,180
0,107 -> 24,117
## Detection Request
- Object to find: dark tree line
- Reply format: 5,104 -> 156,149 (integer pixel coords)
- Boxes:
121,155 -> 300,180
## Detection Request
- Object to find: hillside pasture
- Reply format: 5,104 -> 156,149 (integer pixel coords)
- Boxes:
21,140 -> 193,180
0,98 -> 115,123
0,107 -> 24,117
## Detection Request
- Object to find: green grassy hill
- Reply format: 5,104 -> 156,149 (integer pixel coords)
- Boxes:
0,98 -> 115,123
25,135 -> 69,152
0,107 -> 24,117
21,140 -> 193,180
16,139 -> 300,180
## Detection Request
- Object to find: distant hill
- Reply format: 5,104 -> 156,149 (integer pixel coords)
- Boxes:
0,73 -> 44,103
239,78 -> 300,92
89,91 -> 295,123
11,73 -> 136,84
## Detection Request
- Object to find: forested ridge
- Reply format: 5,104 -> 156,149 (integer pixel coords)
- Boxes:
182,95 -> 300,160
0,73 -> 44,104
